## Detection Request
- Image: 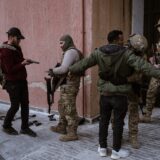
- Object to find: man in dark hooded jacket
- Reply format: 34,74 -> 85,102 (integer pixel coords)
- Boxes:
69,30 -> 160,159
0,27 -> 37,137
50,34 -> 83,142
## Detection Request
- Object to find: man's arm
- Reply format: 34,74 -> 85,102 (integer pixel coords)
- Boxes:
53,49 -> 79,75
69,50 -> 98,74
126,51 -> 160,78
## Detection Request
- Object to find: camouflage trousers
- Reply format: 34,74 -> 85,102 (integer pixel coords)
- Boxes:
58,84 -> 79,133
144,77 -> 160,116
128,92 -> 139,136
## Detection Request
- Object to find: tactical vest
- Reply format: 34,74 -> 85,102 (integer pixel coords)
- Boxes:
62,47 -> 83,86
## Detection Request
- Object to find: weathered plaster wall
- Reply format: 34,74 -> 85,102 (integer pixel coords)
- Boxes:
0,0 -> 92,116
0,0 -> 131,119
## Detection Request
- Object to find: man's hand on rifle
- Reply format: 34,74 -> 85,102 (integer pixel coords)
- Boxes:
48,69 -> 54,77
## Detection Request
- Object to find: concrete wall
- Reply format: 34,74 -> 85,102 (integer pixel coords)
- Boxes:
0,0 -> 131,119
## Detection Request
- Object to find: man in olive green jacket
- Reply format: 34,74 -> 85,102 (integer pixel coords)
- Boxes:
69,30 -> 160,159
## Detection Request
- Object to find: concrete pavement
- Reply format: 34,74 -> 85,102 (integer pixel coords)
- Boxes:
0,102 -> 160,160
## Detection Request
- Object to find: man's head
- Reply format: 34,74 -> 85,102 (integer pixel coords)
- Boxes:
128,34 -> 148,53
59,34 -> 74,52
7,27 -> 25,46
107,30 -> 124,46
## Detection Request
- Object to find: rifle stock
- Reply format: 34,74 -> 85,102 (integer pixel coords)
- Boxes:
45,74 -> 66,114
44,77 -> 53,114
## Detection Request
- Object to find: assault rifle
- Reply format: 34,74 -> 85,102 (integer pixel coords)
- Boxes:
45,64 -> 86,124
45,63 -> 66,120
45,74 -> 63,114
44,76 -> 53,114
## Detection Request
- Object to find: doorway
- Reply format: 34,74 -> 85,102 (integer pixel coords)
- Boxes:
144,0 -> 160,47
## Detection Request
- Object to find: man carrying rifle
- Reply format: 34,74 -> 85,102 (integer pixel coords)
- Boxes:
49,34 -> 83,142
0,27 -> 37,137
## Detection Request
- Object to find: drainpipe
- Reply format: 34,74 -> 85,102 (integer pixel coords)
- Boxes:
82,0 -> 85,118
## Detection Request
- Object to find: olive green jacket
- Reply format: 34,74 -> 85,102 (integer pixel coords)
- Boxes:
69,46 -> 160,95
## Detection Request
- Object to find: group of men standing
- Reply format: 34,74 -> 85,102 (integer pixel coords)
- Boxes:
1,18 -> 160,160
68,29 -> 160,159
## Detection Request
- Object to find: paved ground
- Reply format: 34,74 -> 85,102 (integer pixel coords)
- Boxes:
0,102 -> 160,160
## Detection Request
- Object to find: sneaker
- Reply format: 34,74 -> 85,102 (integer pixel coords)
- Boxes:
3,127 -> 18,135
20,128 -> 37,137
111,149 -> 129,159
98,146 -> 107,157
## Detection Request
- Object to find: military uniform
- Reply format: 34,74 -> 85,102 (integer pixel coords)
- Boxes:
50,35 -> 82,141
127,60 -> 146,149
141,77 -> 160,122
128,90 -> 140,148
57,58 -> 81,140
141,19 -> 160,122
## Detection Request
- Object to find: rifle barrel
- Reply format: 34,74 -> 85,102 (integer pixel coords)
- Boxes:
27,59 -> 40,64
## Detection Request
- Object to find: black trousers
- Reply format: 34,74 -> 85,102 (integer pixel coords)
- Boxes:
99,95 -> 128,151
3,80 -> 29,129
